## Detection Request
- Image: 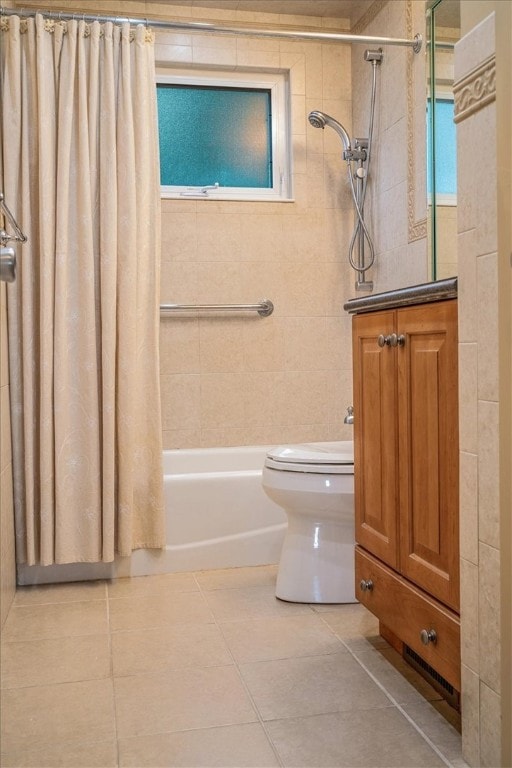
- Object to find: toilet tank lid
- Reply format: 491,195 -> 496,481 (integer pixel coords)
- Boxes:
266,442 -> 354,465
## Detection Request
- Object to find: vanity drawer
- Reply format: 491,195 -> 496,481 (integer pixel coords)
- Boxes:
355,546 -> 460,690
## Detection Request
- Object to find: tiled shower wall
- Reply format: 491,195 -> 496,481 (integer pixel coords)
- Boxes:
157,0 -> 429,450
156,9 -> 359,450
351,0 -> 428,295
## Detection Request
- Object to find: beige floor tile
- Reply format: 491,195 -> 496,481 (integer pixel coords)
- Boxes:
239,652 -> 391,721
1,740 -> 118,767
1,635 -> 111,689
402,700 -> 463,760
195,565 -> 278,590
107,571 -> 198,598
220,613 -> 345,663
112,623 -> 232,677
13,580 -> 107,606
204,585 -> 311,622
1,679 -> 115,753
114,665 -> 257,739
13,580 -> 108,606
2,600 -> 108,642
265,708 -> 446,767
109,591 -> 214,631
118,722 -> 280,767
355,648 -> 442,705
316,602 -> 381,639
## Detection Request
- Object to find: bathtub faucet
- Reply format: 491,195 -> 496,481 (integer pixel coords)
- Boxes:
344,406 -> 354,425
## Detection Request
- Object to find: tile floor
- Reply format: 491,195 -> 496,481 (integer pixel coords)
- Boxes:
0,565 -> 467,767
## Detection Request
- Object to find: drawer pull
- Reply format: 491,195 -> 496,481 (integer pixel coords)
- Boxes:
359,579 -> 374,592
420,628 -> 437,645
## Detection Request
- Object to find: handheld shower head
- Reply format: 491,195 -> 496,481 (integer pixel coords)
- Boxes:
308,110 -> 351,152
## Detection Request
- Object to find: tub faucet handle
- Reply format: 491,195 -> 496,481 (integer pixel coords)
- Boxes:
344,406 -> 354,425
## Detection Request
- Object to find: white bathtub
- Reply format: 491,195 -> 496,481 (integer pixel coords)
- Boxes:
17,445 -> 286,584
140,445 -> 287,574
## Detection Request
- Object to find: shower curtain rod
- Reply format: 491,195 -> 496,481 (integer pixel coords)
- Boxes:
0,8 -> 423,52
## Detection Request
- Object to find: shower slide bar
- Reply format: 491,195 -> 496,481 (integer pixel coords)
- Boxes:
160,299 -> 274,317
0,8 -> 422,53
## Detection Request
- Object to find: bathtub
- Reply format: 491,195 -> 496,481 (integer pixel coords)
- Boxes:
17,445 -> 287,584
129,445 -> 287,575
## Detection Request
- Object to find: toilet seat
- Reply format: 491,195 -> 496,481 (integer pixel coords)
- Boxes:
265,442 -> 354,474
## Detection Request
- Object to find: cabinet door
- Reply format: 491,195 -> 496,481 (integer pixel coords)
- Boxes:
353,310 -> 399,569
397,300 -> 459,611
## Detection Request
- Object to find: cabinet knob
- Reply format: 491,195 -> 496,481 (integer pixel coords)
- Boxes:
419,628 -> 437,645
377,333 -> 406,348
359,579 -> 374,592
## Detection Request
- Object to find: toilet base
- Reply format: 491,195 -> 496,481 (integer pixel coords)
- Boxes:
275,517 -> 357,604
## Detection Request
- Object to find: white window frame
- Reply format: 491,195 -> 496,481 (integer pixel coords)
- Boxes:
156,69 -> 292,202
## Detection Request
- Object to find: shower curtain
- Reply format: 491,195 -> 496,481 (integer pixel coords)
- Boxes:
0,14 -> 165,565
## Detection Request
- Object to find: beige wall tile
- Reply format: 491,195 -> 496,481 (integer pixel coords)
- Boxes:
479,682 -> 502,768
478,400 -> 500,549
459,343 -> 478,454
160,318 -> 200,375
192,46 -> 236,67
457,229 -> 478,343
160,211 -> 198,262
199,373 -> 245,429
478,542 -> 501,694
236,49 -> 280,70
161,374 -> 200,431
454,11 -> 495,81
477,253 -> 499,402
160,262 -> 199,304
461,663 -> 481,766
199,318 -> 246,373
460,451 -> 479,565
460,557 -> 479,673
162,429 -> 201,449
154,44 -> 192,65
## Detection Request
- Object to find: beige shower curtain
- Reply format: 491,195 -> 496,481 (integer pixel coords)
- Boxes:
1,14 -> 165,565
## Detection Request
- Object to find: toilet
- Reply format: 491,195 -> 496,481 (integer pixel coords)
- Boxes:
262,441 -> 357,604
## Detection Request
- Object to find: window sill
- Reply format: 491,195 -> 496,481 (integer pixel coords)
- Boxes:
160,192 -> 295,203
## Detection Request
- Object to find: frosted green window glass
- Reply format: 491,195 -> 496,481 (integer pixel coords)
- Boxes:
157,84 -> 272,188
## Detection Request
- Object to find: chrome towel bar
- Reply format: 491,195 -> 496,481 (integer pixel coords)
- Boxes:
160,299 -> 274,318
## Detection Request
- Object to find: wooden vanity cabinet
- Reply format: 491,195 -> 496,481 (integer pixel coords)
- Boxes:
352,299 -> 460,689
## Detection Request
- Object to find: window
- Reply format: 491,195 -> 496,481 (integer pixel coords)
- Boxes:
156,70 -> 291,201
427,97 -> 457,204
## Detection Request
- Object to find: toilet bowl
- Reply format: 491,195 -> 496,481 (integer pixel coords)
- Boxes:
262,441 -> 357,604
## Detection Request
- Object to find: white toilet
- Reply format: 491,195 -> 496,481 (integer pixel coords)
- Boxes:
262,441 -> 357,604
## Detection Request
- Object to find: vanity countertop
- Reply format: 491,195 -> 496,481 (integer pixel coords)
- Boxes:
343,277 -> 457,314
